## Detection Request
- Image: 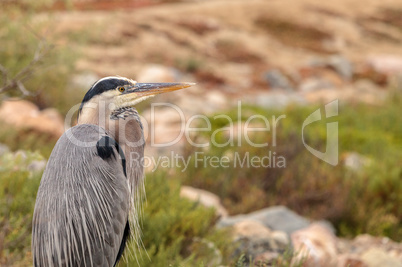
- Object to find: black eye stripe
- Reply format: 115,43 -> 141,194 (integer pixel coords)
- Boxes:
79,78 -> 133,115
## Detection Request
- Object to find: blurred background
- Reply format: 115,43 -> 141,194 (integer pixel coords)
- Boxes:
0,0 -> 401,266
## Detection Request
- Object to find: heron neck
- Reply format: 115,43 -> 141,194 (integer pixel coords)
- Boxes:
77,95 -> 114,125
108,107 -> 144,145
78,104 -> 143,146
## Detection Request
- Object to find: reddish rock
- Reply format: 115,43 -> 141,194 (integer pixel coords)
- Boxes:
137,64 -> 180,83
361,248 -> 402,267
0,100 -> 64,139
232,220 -> 272,239
180,186 -> 228,218
355,55 -> 402,86
367,55 -> 402,75
291,222 -> 338,267
337,254 -> 367,267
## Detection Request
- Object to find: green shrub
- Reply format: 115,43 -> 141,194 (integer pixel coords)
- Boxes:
0,127 -> 56,159
0,151 -> 233,266
0,4 -> 80,114
181,93 -> 402,240
0,3 -> 81,157
120,172 -> 233,267
0,151 -> 43,266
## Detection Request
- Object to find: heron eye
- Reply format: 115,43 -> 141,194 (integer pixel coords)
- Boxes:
118,86 -> 125,92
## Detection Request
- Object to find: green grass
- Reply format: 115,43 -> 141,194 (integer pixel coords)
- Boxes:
1,3 -> 401,265
0,151 -> 233,266
0,151 -> 43,266
0,127 -> 57,159
1,92 -> 399,266
1,96 -> 400,265
0,4 -> 81,114
119,172 -> 233,267
181,91 -> 402,240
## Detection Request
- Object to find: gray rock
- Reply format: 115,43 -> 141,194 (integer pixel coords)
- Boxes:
328,55 -> 354,81
249,92 -> 307,109
0,143 -> 9,156
235,236 -> 277,259
14,150 -> 28,160
231,220 -> 288,263
232,220 -> 278,257
218,206 -> 310,235
263,69 -> 293,91
343,152 -> 371,172
27,160 -> 47,172
309,55 -> 353,81
233,220 -> 273,239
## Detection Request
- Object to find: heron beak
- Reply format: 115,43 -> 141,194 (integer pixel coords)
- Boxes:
127,82 -> 195,97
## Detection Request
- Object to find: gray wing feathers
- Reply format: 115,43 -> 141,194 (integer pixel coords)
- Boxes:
32,124 -> 129,267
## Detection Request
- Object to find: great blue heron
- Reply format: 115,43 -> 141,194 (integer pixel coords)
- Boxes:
32,76 -> 194,266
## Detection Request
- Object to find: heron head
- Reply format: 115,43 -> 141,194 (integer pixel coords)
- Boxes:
79,76 -> 194,113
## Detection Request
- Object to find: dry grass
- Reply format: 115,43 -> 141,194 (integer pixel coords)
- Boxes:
194,70 -> 225,87
255,17 -> 333,54
176,19 -> 219,36
214,39 -> 262,64
374,8 -> 402,29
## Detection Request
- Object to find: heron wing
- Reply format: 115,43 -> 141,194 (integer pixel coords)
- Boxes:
32,124 -> 130,267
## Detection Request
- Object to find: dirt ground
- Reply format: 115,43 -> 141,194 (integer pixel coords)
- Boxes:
44,0 -> 402,105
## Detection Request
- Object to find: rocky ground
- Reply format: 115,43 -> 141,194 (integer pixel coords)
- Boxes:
2,0 -> 402,266
48,0 -> 402,148
180,186 -> 402,267
1,102 -> 399,266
